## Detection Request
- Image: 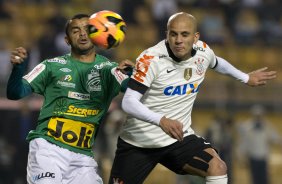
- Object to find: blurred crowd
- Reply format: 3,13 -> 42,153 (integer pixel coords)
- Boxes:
0,0 -> 282,183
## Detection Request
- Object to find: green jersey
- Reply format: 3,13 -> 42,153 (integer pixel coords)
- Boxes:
23,54 -> 129,157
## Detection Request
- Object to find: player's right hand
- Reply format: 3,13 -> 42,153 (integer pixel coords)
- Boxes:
118,59 -> 135,75
11,47 -> 27,65
159,116 -> 184,142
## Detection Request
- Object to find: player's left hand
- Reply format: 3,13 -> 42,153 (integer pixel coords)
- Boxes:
159,116 -> 184,142
247,67 -> 277,86
118,59 -> 135,75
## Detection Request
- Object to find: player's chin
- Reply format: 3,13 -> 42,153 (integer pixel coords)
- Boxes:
79,43 -> 94,50
174,53 -> 186,60
172,48 -> 184,55
75,45 -> 94,54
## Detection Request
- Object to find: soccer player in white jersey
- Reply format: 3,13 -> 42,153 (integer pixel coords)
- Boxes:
108,12 -> 276,184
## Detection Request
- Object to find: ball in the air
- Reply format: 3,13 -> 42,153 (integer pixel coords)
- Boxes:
88,10 -> 126,49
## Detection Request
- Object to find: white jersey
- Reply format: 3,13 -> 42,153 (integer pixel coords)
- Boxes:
120,40 -> 217,148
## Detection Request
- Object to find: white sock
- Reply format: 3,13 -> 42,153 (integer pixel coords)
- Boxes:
206,174 -> 228,184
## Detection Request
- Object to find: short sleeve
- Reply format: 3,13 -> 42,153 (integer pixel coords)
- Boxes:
23,61 -> 48,94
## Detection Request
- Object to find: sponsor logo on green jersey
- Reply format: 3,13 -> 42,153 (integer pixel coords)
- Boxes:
64,105 -> 100,117
68,91 -> 90,100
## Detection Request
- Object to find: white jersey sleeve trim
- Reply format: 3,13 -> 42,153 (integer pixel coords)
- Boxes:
122,88 -> 163,126
110,67 -> 129,85
214,56 -> 249,83
23,63 -> 46,83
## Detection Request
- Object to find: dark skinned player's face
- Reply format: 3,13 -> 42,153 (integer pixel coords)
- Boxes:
66,17 -> 94,53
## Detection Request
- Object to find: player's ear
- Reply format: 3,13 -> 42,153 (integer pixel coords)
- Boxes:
194,32 -> 200,44
65,36 -> 70,45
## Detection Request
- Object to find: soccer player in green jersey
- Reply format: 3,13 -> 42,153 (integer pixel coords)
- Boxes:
7,14 -> 133,184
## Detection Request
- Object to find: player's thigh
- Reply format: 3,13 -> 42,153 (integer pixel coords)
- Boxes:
160,135 -> 214,177
64,166 -> 103,184
109,137 -> 159,184
27,139 -> 62,184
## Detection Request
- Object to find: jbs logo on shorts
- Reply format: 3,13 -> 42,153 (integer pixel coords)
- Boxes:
47,117 -> 95,149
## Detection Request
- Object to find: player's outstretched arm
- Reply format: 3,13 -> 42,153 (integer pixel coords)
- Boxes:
247,67 -> 277,87
214,56 -> 277,86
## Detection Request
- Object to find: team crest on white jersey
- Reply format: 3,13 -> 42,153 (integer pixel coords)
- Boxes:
195,58 -> 205,75
184,68 -> 192,81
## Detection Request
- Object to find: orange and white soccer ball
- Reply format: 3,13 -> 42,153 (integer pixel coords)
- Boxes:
88,10 -> 126,49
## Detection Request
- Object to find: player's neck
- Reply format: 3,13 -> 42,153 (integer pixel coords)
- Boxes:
71,50 -> 96,63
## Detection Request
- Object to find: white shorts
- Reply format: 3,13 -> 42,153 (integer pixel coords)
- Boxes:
27,138 -> 103,184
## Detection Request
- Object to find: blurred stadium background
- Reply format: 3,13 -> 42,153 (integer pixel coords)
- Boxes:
0,0 -> 281,184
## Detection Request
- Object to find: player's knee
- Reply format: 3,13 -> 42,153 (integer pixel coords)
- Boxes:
207,157 -> 227,176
